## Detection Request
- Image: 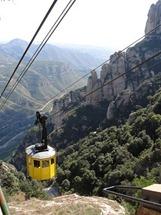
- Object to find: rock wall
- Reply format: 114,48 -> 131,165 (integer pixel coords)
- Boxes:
85,0 -> 161,119
145,0 -> 161,35
86,52 -> 127,104
86,70 -> 102,104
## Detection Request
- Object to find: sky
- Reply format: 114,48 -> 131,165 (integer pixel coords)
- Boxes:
0,0 -> 159,50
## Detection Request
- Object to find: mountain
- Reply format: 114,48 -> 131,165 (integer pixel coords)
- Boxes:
0,39 -> 106,71
0,39 -> 106,159
0,39 -> 108,106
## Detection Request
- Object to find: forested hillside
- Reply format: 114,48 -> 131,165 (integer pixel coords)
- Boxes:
57,89 -> 161,195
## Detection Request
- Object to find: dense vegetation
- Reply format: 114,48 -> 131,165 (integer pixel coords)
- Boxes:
0,161 -> 48,200
56,90 -> 161,195
53,101 -> 108,149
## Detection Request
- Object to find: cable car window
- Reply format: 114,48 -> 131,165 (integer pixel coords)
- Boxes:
34,160 -> 40,168
51,158 -> 54,164
42,160 -> 49,168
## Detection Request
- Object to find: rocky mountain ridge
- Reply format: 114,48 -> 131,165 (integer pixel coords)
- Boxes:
145,0 -> 161,35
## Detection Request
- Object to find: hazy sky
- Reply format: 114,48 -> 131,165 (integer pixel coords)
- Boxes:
0,0 -> 158,50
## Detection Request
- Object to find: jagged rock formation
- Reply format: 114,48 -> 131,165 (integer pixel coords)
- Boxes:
9,194 -> 125,215
106,89 -> 132,120
86,52 -> 127,104
86,70 -> 102,104
101,52 -> 127,100
82,0 -> 161,121
86,42 -> 156,106
145,0 -> 161,35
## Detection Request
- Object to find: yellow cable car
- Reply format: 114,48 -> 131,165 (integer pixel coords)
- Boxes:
26,144 -> 56,180
25,111 -> 57,181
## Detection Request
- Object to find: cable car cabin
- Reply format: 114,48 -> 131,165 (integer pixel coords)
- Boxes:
26,144 -> 56,181
26,111 -> 57,180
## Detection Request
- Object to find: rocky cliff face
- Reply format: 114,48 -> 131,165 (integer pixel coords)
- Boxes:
145,0 -> 161,35
84,0 -> 161,120
86,52 -> 127,104
86,70 -> 102,104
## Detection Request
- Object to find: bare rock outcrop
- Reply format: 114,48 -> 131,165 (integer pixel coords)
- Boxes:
145,0 -> 161,35
0,161 -> 17,177
9,194 -> 125,215
86,52 -> 126,104
102,52 -> 126,100
107,89 -> 133,120
86,70 -> 102,104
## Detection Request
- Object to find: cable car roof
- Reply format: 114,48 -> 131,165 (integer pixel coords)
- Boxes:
26,144 -> 56,159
